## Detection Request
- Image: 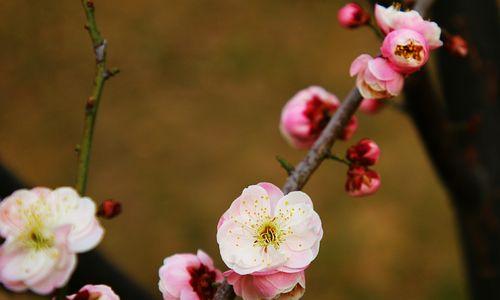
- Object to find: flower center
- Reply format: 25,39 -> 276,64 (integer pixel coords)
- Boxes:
24,228 -> 54,251
394,40 -> 423,61
188,264 -> 217,300
254,218 -> 285,252
303,96 -> 335,135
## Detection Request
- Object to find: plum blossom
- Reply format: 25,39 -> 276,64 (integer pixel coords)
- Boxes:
374,4 -> 442,49
280,86 -> 358,149
67,284 -> 119,300
0,187 -> 104,295
380,28 -> 430,74
359,98 -> 385,114
217,182 -> 323,275
346,138 -> 381,166
350,54 -> 404,99
445,35 -> 468,58
225,270 -> 305,300
345,165 -> 381,197
158,250 -> 223,300
337,3 -> 370,29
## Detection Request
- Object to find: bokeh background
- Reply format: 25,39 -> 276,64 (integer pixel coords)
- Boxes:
0,1 -> 466,299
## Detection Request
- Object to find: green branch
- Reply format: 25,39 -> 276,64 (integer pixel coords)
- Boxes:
76,0 -> 119,195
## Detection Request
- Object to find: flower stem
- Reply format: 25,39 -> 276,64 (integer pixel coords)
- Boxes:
326,153 -> 351,166
75,0 -> 118,196
367,21 -> 384,39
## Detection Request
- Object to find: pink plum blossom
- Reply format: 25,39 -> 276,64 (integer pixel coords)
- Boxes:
280,86 -> 358,149
380,28 -> 430,74
350,54 -> 404,99
359,98 -> 385,114
217,183 -> 323,275
67,284 -> 119,300
346,138 -> 381,166
345,165 -> 381,197
337,3 -> 370,29
0,187 -> 104,295
225,270 -> 305,300
375,4 -> 442,50
158,250 -> 223,300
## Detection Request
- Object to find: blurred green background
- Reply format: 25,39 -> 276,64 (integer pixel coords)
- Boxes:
0,1 -> 466,299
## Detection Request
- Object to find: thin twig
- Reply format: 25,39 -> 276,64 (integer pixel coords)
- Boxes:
75,0 -> 118,195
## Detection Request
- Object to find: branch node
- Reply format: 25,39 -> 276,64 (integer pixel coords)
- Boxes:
276,156 -> 295,175
94,40 -> 107,62
104,67 -> 120,80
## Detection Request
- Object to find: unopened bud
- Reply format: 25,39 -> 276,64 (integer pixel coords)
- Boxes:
445,35 -> 468,58
346,138 -> 380,166
97,199 -> 122,219
345,165 -> 381,197
337,3 -> 370,29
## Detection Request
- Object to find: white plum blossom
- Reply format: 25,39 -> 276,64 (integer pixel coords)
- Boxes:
0,187 -> 104,294
217,183 -> 323,275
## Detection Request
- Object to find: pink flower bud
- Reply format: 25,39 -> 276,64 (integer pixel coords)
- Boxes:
280,86 -> 357,149
350,54 -> 404,99
337,3 -> 370,29
97,199 -> 122,219
359,98 -> 385,114
381,28 -> 430,74
345,165 -> 381,197
158,250 -> 223,300
445,35 -> 468,58
225,270 -> 305,300
67,284 -> 119,300
346,138 -> 380,166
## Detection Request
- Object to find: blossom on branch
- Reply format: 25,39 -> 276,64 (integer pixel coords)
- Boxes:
350,54 -> 404,99
217,182 -> 323,275
0,187 -> 104,294
67,284 -> 119,300
158,250 -> 223,300
374,4 -> 442,49
380,28 -> 430,74
280,86 -> 357,149
225,270 -> 305,300
337,3 -> 370,29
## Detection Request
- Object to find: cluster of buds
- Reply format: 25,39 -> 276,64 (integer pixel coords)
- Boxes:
345,139 -> 381,197
280,86 -> 358,149
343,3 -> 443,108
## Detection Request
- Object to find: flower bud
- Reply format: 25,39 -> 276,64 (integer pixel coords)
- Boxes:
280,86 -> 357,149
345,165 -> 381,197
359,98 -> 385,114
445,35 -> 468,58
381,28 -> 430,74
346,138 -> 380,166
97,199 -> 122,219
337,3 -> 370,29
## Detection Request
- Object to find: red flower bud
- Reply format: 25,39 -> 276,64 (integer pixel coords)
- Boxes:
445,35 -> 468,58
337,3 -> 370,29
97,199 -> 122,219
346,138 -> 380,166
345,165 -> 381,197
359,98 -> 385,115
